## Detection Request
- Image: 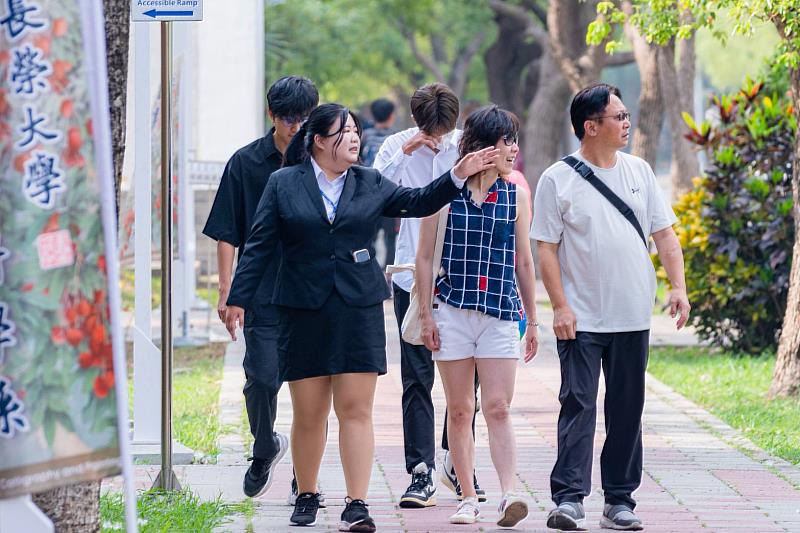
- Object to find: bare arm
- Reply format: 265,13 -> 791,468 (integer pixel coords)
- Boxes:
537,241 -> 577,340
514,192 -> 539,361
652,226 -> 691,329
216,241 -> 235,323
416,212 -> 441,351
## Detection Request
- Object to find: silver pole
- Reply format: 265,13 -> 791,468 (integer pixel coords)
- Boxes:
153,20 -> 180,492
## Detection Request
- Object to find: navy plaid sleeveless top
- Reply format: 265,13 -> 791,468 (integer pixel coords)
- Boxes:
435,178 -> 522,321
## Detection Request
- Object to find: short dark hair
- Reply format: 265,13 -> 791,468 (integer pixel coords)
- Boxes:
283,103 -> 362,166
410,83 -> 459,136
570,83 -> 622,140
267,76 -> 319,121
458,105 -> 519,161
370,98 -> 395,123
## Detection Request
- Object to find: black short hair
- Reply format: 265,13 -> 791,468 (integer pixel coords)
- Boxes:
570,83 -> 622,140
458,105 -> 519,160
370,98 -> 395,123
267,76 -> 319,121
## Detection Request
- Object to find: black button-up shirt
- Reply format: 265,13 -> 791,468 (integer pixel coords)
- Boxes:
202,130 -> 283,326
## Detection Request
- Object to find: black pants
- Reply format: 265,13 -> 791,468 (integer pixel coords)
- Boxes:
376,217 -> 398,268
393,284 -> 477,474
550,330 -> 649,509
243,324 -> 282,461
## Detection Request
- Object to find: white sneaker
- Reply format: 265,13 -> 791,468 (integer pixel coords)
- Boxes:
450,496 -> 481,524
497,492 -> 528,528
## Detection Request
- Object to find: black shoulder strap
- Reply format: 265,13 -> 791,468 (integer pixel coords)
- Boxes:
561,155 -> 648,249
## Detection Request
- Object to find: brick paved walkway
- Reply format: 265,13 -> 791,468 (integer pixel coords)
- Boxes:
113,299 -> 800,532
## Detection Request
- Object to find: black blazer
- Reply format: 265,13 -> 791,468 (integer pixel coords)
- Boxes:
227,159 -> 460,310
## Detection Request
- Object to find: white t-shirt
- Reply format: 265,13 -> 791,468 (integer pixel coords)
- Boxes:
530,150 -> 677,332
373,127 -> 461,292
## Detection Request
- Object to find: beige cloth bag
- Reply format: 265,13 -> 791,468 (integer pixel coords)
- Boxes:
385,206 -> 450,345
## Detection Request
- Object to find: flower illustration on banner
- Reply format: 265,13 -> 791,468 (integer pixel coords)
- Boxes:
0,1 -> 119,476
0,376 -> 29,438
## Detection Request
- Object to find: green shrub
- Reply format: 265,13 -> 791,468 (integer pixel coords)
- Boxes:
662,73 -> 795,353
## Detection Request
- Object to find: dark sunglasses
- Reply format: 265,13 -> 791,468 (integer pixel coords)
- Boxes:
502,133 -> 518,146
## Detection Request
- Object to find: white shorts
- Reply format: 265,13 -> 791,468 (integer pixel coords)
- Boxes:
432,302 -> 521,361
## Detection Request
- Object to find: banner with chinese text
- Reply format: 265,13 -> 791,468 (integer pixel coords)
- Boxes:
0,0 -> 127,498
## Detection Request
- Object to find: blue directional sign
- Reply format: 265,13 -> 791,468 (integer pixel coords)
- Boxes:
131,1 -> 203,22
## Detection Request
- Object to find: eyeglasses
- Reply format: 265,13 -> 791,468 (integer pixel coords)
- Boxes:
591,111 -> 631,122
276,115 -> 308,127
502,133 -> 518,146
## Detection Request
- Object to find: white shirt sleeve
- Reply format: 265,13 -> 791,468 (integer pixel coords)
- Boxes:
645,165 -> 678,235
373,133 -> 411,185
449,169 -> 466,188
530,173 -> 563,243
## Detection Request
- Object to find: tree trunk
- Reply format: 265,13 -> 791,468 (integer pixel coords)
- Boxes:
624,15 -> 663,167
32,483 -> 102,533
484,1 -> 543,119
523,52 -> 571,193
769,64 -> 800,398
658,41 -> 698,197
547,0 -> 607,93
104,0 -> 130,210
33,1 -> 130,528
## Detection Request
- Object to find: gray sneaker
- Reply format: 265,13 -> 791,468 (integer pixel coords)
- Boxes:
546,501 -> 587,531
600,504 -> 643,530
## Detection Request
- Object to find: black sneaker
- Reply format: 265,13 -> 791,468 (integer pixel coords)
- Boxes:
290,492 -> 320,527
243,433 -> 289,498
288,475 -> 327,508
339,498 -> 376,532
399,462 -> 437,508
454,476 -> 487,503
440,450 -> 487,502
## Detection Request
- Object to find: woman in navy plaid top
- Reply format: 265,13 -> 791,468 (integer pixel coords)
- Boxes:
416,106 -> 539,527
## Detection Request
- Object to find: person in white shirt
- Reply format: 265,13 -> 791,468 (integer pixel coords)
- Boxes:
374,83 -> 485,508
531,83 -> 691,532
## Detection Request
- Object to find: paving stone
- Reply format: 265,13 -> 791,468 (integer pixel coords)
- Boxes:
103,301 -> 800,532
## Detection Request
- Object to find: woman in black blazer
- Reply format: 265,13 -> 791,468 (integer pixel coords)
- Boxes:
225,103 -> 498,531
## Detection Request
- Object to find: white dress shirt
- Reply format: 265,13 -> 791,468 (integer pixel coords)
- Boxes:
311,156 -> 347,223
373,127 -> 462,292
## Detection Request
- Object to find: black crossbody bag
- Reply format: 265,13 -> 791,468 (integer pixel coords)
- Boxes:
561,155 -> 648,249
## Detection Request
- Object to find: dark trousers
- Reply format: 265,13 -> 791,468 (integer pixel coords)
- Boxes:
393,284 -> 477,474
243,324 -> 282,461
550,330 -> 649,509
376,217 -> 398,268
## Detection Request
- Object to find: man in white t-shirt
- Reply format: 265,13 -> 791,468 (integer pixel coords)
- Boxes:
374,83 -> 485,509
531,83 -> 690,531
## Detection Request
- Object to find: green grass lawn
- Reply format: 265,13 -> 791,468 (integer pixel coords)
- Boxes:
126,342 -> 227,461
648,346 -> 800,465
101,489 -> 253,533
109,343 -> 242,532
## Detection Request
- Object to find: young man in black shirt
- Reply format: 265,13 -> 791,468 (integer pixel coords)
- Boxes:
202,76 -> 319,499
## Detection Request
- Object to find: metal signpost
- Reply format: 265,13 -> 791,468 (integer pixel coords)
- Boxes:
131,0 -> 203,491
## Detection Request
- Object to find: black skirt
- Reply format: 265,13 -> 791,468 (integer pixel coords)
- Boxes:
277,290 -> 387,382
